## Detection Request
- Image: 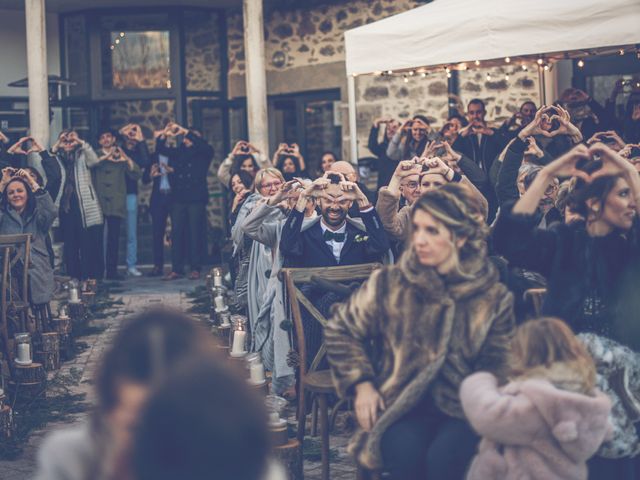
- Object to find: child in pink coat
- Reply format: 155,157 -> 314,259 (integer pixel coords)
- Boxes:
460,317 -> 612,480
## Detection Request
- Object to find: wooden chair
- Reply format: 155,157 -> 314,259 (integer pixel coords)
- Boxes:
523,288 -> 547,317
0,234 -> 32,377
281,263 -> 382,480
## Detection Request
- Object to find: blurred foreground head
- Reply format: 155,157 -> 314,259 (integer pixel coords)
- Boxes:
132,355 -> 271,480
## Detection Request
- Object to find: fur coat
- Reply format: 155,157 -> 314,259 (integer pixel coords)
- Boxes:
461,368 -> 612,480
325,248 -> 515,469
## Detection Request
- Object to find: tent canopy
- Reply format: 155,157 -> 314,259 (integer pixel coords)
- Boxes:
345,0 -> 640,75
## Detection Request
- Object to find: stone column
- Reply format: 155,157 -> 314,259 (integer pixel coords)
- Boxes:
243,0 -> 269,156
347,74 -> 358,165
25,0 -> 50,147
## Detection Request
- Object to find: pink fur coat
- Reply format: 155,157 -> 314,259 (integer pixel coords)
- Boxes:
460,370 -> 612,480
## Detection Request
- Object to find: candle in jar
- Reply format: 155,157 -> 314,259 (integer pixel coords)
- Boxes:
269,412 -> 280,424
250,362 -> 265,384
214,295 -> 226,311
231,331 -> 247,355
214,275 -> 223,287
17,343 -> 30,363
69,288 -> 79,303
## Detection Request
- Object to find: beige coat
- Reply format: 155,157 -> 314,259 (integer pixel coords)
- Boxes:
325,248 -> 515,469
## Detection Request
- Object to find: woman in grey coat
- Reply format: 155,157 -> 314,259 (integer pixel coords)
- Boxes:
0,169 -> 57,304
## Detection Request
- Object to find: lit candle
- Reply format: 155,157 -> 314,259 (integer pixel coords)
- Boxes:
250,361 -> 265,384
17,343 -> 30,363
69,288 -> 80,303
231,330 -> 247,355
214,295 -> 226,311
220,312 -> 231,327
269,412 -> 280,424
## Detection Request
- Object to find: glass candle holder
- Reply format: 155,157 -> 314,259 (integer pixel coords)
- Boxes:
15,333 -> 32,365
58,304 -> 70,320
246,352 -> 266,385
265,395 -> 288,428
229,316 -> 248,357
68,280 -> 80,304
212,267 -> 223,287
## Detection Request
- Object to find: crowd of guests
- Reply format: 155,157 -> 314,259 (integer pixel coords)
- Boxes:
224,84 -> 640,479
0,121 -> 215,302
2,80 -> 639,479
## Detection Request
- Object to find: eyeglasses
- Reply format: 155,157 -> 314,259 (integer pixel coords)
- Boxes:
260,181 -> 283,190
402,181 -> 419,189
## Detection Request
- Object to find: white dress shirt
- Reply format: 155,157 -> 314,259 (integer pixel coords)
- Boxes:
320,221 -> 347,263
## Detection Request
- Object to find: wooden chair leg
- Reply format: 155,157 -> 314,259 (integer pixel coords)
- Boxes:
318,393 -> 330,480
329,397 -> 349,431
311,396 -> 319,437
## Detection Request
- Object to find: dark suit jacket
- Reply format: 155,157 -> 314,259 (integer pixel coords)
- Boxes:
452,129 -> 506,175
280,208 -> 390,268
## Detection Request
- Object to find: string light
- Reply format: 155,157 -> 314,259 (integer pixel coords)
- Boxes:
537,57 -> 544,65
387,70 -> 393,74
409,70 -> 415,76
445,66 -> 451,74
403,75 -> 409,83
115,38 -> 120,44
577,59 -> 585,68
521,64 -> 528,71
421,72 -> 427,78
446,71 -> 452,79
459,63 -> 468,70
543,64 -> 550,71
374,71 -> 382,76
119,32 -> 125,38
474,60 -> 481,66
486,72 -> 491,81
505,57 -> 511,63
505,73 -> 510,81
619,49 -> 625,56
110,45 -> 115,50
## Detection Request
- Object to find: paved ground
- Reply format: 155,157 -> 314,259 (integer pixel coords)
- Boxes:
0,274 -> 357,480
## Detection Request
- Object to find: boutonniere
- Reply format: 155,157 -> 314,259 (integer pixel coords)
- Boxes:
354,234 -> 369,243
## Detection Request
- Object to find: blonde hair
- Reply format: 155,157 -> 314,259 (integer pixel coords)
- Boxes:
510,317 -> 596,392
410,183 -> 489,276
253,168 -> 284,193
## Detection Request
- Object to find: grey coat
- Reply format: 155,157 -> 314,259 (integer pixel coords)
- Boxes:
242,201 -> 317,382
0,191 -> 57,304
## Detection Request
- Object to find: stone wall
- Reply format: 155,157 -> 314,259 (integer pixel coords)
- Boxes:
458,65 -> 541,124
184,10 -> 222,92
227,0 -> 424,76
225,0 -> 541,160
354,72 -> 450,157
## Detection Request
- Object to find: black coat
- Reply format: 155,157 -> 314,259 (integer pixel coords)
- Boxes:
493,201 -> 640,349
280,208 -> 389,268
368,125 -> 397,190
122,141 -> 150,195
156,133 -> 214,204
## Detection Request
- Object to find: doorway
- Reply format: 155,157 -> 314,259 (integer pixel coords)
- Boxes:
269,90 -> 341,177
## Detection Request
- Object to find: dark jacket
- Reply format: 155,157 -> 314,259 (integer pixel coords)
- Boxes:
493,201 -> 640,349
121,141 -> 150,195
279,208 -> 389,268
368,125 -> 397,189
0,190 -> 57,304
142,152 -> 171,213
156,133 -> 214,204
452,129 -> 506,175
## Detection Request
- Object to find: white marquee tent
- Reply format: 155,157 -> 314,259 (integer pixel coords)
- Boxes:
343,0 -> 640,161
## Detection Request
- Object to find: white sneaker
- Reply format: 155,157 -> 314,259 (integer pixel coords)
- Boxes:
127,267 -> 143,277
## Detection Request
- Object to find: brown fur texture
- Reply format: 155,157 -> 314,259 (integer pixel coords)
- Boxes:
325,248 -> 515,469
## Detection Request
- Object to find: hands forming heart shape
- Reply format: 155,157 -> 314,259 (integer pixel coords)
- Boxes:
8,136 -> 44,155
520,105 -> 581,141
546,142 -> 634,183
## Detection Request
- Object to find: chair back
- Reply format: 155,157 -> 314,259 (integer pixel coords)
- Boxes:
523,288 -> 547,317
280,263 -> 381,380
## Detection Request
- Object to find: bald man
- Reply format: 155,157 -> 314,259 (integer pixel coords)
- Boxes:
329,161 -> 376,217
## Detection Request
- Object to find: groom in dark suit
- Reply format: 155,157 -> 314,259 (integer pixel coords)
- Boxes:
280,173 -> 389,268
279,173 -> 390,367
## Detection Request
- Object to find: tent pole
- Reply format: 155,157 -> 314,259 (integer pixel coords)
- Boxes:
347,74 -> 358,165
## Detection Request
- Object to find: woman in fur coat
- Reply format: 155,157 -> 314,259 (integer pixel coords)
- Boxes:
461,317 -> 612,480
325,183 -> 515,480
